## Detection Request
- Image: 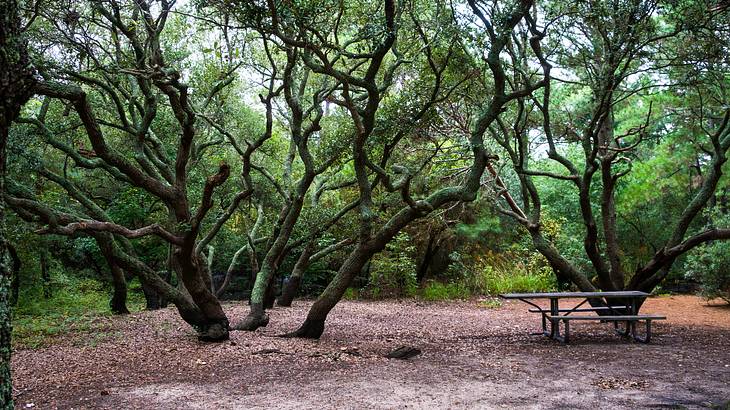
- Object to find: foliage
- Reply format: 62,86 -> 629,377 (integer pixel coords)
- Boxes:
12,271 -> 144,348
686,215 -> 730,303
366,233 -> 418,299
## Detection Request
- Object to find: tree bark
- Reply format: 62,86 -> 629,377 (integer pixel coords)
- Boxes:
235,179 -> 314,331
94,234 -> 129,314
277,238 -> 353,307
40,248 -> 50,298
285,244 -> 377,338
276,275 -> 301,307
5,242 -> 18,306
108,262 -> 130,314
417,229 -> 439,284
142,282 -> 161,310
276,244 -> 313,307
0,0 -> 37,404
0,265 -> 10,410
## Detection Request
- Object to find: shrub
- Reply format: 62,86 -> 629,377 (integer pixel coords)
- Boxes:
365,233 -> 418,298
480,264 -> 556,294
343,288 -> 360,300
448,249 -> 556,295
685,239 -> 730,303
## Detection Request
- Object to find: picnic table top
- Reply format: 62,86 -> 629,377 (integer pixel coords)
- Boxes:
499,291 -> 649,299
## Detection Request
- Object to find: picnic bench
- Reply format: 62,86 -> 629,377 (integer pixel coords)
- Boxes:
499,291 -> 666,344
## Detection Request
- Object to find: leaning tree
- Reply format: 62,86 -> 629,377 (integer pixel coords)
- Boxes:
217,0 -> 546,337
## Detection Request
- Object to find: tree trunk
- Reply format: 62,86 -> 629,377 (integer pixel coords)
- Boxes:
108,262 -> 129,314
0,266 -> 10,409
40,248 -> 50,298
206,245 -> 215,293
174,247 -> 230,341
111,242 -> 228,341
285,244 -> 375,338
142,282 -> 161,310
238,171 -> 315,331
276,275 -> 301,307
96,235 -> 129,314
5,242 -> 18,306
1,0 -> 37,403
277,243 -> 313,307
417,231 -> 438,284
263,276 -> 277,309
234,264 -> 272,330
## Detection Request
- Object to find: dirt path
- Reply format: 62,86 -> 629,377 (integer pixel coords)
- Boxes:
11,295 -> 730,409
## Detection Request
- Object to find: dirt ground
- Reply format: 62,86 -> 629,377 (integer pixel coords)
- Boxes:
11,295 -> 730,409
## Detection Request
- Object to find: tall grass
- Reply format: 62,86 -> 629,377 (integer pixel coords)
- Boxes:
420,250 -> 556,300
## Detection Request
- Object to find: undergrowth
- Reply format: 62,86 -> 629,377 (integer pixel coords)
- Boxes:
12,272 -> 145,348
356,243 -> 557,301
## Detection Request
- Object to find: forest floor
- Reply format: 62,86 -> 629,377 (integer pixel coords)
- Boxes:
11,295 -> 730,409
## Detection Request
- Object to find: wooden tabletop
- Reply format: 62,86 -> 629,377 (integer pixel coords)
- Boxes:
499,291 -> 649,299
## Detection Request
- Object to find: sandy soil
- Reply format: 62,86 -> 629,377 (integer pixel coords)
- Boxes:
11,295 -> 730,409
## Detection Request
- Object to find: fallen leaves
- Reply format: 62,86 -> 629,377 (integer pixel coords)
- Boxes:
592,377 -> 650,390
9,296 -> 730,408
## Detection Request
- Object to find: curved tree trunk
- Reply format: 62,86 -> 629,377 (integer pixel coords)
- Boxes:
278,238 -> 356,308
174,246 -> 230,341
285,244 -> 375,338
235,190 -> 311,331
112,242 -> 229,341
277,241 -> 315,307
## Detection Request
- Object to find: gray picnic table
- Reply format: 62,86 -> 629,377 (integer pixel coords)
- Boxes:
499,291 -> 666,344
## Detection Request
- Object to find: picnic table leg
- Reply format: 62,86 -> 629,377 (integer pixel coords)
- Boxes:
631,320 -> 653,343
549,298 -> 558,339
631,320 -> 636,340
645,320 -> 652,343
563,319 -> 570,344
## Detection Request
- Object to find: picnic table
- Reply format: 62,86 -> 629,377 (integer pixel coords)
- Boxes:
499,291 -> 666,344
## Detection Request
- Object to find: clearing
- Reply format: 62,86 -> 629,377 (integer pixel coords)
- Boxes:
12,295 -> 730,409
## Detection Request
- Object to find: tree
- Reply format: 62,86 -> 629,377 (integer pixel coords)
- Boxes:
1,0 -> 37,405
488,0 -> 730,298
6,0 -> 253,341
219,0 -> 543,338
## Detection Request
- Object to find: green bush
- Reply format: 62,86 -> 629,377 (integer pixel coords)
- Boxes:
415,243 -> 557,300
686,237 -> 730,303
444,249 -> 556,296
343,287 -> 360,300
480,265 -> 556,294
365,233 -> 418,298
